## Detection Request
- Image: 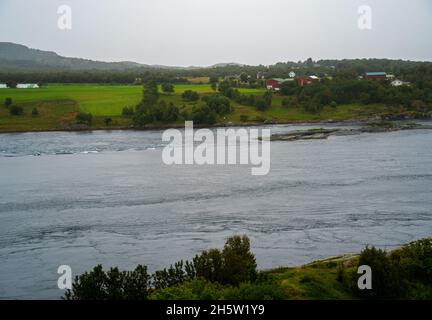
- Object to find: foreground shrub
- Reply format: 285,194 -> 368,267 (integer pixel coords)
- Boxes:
149,277 -> 286,300
64,264 -> 150,300
149,279 -> 223,300
152,260 -> 196,290
355,246 -> 401,299
397,238 -> 432,285
193,235 -> 257,286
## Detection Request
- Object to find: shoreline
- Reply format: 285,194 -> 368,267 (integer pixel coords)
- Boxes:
267,121 -> 432,141
0,118 -> 396,135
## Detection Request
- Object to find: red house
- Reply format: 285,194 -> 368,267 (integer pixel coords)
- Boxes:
296,75 -> 319,87
266,79 -> 284,91
364,72 -> 387,80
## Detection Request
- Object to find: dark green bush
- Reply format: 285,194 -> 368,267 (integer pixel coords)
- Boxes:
122,106 -> 134,117
355,246 -> 401,299
4,97 -> 12,107
75,112 -> 93,125
9,105 -> 24,115
64,264 -> 150,300
182,90 -> 199,101
393,238 -> 432,285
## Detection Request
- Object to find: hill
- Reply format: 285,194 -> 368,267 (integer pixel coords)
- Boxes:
0,42 -> 149,71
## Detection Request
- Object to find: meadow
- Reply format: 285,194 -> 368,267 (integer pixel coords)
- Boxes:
0,83 -> 383,132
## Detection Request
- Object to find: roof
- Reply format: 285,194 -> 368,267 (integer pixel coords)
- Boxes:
270,78 -> 293,82
365,72 -> 386,76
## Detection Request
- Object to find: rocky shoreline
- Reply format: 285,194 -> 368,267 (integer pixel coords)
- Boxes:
268,122 -> 432,141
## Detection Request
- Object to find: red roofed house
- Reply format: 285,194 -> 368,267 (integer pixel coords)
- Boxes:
266,78 -> 293,91
364,72 -> 387,80
296,75 -> 320,87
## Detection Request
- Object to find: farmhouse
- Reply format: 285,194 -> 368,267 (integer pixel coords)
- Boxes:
296,75 -> 319,87
0,84 -> 7,89
364,72 -> 387,80
266,78 -> 293,91
17,83 -> 39,89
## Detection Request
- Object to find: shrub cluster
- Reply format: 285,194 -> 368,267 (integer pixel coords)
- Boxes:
339,238 -> 432,299
64,235 -> 263,300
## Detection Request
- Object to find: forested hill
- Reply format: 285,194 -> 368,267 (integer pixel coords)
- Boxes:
0,42 -> 146,71
1,42 -> 432,85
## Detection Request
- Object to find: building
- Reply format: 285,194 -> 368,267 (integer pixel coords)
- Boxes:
266,78 -> 293,91
296,75 -> 319,87
0,84 -> 7,89
391,79 -> 410,87
16,83 -> 40,89
364,72 -> 387,80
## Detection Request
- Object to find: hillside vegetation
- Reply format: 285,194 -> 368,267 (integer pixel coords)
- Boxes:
0,83 -> 426,132
63,236 -> 432,300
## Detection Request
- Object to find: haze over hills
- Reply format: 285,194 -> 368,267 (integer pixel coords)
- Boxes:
0,43 -> 246,71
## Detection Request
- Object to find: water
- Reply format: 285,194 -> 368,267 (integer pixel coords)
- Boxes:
0,124 -> 432,299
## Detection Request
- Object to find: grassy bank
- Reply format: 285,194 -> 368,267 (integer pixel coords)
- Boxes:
0,84 -> 408,133
64,236 -> 432,300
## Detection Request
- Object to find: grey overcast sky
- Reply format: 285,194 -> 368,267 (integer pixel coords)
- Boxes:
0,0 -> 431,66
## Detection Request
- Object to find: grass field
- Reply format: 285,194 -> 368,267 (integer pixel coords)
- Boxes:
0,83 -> 388,132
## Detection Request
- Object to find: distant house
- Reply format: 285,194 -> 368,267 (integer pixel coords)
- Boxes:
0,84 -> 7,89
296,75 -> 319,87
364,72 -> 387,80
391,79 -> 410,87
266,78 -> 293,91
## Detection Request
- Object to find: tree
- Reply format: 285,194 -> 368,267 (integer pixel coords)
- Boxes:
32,107 -> 39,116
181,90 -> 199,101
211,82 -> 217,91
240,73 -> 249,83
64,265 -> 150,300
202,94 -> 232,115
209,76 -> 219,84
194,249 -> 224,283
190,105 -> 217,124
218,80 -> 234,98
222,235 -> 257,286
192,235 -> 257,286
139,80 -> 159,109
4,97 -> 12,107
161,83 -> 175,94
9,105 -> 24,115
104,118 -> 113,125
279,81 -> 299,96
75,112 -> 93,126
122,106 -> 134,117
356,246 -> 401,299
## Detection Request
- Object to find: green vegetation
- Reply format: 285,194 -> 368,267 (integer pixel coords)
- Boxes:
181,90 -> 199,101
9,105 -> 23,116
1,56 -> 432,132
4,97 -> 12,107
63,236 -> 432,300
75,112 -> 93,126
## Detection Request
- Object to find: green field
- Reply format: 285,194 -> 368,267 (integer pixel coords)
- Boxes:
0,83 -> 390,132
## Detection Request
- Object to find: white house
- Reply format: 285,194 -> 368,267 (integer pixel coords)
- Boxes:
0,84 -> 7,89
17,83 -> 39,89
391,79 -> 410,87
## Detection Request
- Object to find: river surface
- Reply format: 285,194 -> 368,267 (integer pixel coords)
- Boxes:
1,123 -> 432,299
